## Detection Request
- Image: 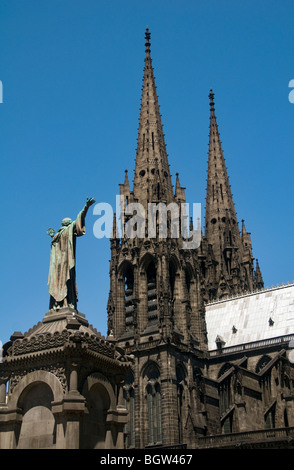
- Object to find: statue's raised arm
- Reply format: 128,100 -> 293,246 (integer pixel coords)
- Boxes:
80,197 -> 96,225
47,197 -> 95,311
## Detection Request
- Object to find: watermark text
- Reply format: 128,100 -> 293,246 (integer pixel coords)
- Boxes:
93,196 -> 201,249
289,79 -> 294,103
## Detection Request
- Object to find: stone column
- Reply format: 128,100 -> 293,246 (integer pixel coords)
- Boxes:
61,361 -> 86,449
103,378 -> 128,449
0,379 -> 7,404
0,408 -> 22,449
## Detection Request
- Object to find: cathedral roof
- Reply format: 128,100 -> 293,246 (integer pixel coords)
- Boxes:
205,282 -> 294,352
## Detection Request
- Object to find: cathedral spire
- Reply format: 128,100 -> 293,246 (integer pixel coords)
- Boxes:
175,173 -> 186,203
132,28 -> 174,208
204,89 -> 241,255
204,90 -> 246,296
254,258 -> 264,290
203,90 -> 263,296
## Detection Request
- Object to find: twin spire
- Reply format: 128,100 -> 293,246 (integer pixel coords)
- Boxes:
205,88 -> 240,248
132,28 -> 175,208
204,88 -> 263,293
122,29 -> 240,239
118,29 -> 263,294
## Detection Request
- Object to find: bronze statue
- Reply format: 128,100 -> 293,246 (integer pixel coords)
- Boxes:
47,197 -> 95,310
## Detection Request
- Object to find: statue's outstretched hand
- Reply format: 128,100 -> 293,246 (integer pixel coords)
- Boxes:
86,197 -> 96,207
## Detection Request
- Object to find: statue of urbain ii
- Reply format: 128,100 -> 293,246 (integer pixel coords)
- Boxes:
47,197 -> 95,311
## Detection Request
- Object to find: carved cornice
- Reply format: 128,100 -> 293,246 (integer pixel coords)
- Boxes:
2,329 -> 132,370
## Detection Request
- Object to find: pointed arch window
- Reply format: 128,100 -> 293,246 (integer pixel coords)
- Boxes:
222,412 -> 233,434
256,355 -> 271,373
147,384 -> 154,442
219,376 -> 232,415
155,383 -> 162,441
147,261 -> 158,325
124,266 -> 134,331
144,365 -> 162,445
265,405 -> 276,429
176,365 -> 186,443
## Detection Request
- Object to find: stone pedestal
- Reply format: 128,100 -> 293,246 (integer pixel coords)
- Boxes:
0,309 -> 131,449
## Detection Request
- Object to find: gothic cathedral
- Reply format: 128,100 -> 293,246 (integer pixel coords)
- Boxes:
1,29 -> 293,450
105,30 -> 293,450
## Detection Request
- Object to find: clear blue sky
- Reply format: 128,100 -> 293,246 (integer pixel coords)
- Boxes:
1,0 -> 293,344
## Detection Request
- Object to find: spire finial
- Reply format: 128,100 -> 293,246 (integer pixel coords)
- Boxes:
145,27 -> 151,54
209,89 -> 215,110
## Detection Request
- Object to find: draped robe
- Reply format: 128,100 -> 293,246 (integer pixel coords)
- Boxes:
48,209 -> 86,309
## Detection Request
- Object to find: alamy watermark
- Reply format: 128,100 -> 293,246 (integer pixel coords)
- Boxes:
289,79 -> 294,103
0,341 -> 3,363
93,196 -> 201,249
0,81 -> 3,103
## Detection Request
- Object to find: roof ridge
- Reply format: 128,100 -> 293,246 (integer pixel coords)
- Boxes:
205,281 -> 294,306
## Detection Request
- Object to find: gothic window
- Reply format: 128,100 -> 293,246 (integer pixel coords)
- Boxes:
194,368 -> 205,409
124,372 -> 135,448
155,383 -> 162,440
265,405 -> 275,429
218,363 -> 232,379
262,374 -> 272,408
147,384 -> 154,442
256,355 -> 271,373
222,412 -> 233,434
144,364 -> 162,445
219,376 -> 232,415
124,266 -> 134,331
147,261 -> 158,325
256,356 -> 273,409
283,373 -> 291,397
176,365 -> 187,443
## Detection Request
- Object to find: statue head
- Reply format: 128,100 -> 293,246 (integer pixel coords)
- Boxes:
61,218 -> 72,227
